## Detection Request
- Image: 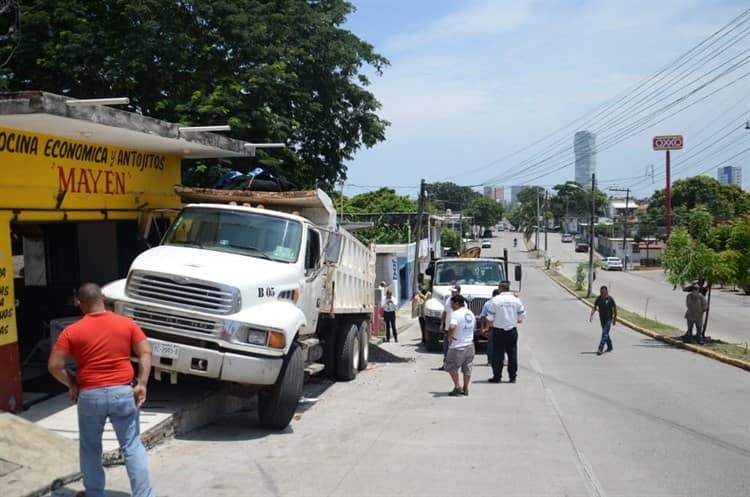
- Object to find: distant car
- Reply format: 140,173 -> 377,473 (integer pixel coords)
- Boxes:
481,240 -> 492,249
561,233 -> 573,243
575,242 -> 589,253
602,256 -> 623,271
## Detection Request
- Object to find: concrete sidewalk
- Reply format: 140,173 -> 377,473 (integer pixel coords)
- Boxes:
3,310 -> 417,497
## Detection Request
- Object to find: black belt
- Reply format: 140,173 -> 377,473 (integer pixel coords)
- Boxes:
491,326 -> 516,331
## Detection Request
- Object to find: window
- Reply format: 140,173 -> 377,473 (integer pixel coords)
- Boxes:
305,229 -> 320,271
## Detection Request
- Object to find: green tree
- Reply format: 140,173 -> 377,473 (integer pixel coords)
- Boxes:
647,176 -> 750,229
463,196 -> 504,229
2,0 -> 389,190
344,188 -> 416,213
425,182 -> 481,212
342,188 -> 417,245
440,228 -> 461,253
728,216 -> 750,292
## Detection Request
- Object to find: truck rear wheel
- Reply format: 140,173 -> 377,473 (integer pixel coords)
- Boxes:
358,320 -> 369,371
258,343 -> 303,430
336,323 -> 360,381
426,331 -> 442,352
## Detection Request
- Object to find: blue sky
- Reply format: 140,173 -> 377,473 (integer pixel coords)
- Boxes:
342,0 -> 750,201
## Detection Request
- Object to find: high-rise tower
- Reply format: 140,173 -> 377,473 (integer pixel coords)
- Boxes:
574,131 -> 596,186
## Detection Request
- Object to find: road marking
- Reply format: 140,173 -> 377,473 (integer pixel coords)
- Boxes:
529,357 -> 606,497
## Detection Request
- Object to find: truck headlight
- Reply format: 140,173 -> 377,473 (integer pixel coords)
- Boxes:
245,329 -> 269,346
425,307 -> 443,318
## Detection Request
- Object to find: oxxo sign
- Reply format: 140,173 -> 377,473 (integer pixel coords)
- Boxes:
652,135 -> 684,151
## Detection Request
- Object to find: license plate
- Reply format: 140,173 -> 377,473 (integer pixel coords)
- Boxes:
151,341 -> 179,359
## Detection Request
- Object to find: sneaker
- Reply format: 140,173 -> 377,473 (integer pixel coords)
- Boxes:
488,377 -> 501,383
508,377 -> 516,383
596,349 -> 603,356
437,365 -> 445,371
449,388 -> 462,396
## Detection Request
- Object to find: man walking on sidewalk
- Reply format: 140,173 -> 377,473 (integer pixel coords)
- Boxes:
383,289 -> 398,342
590,285 -> 617,355
48,283 -> 155,497
486,281 -> 526,383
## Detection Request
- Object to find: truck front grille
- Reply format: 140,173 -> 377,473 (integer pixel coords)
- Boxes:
126,271 -> 239,314
467,297 -> 489,317
122,304 -> 223,336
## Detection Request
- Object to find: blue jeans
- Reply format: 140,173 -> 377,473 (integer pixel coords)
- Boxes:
77,385 -> 154,497
598,319 -> 613,352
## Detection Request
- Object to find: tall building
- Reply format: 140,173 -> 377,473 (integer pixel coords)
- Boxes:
574,131 -> 596,186
493,186 -> 505,204
717,166 -> 742,187
483,185 -> 505,204
509,185 -> 524,207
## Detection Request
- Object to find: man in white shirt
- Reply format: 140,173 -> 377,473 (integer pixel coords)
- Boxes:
485,281 -> 526,383
437,283 -> 461,370
444,294 -> 476,396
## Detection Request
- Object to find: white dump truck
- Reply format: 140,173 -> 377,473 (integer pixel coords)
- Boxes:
103,188 -> 374,429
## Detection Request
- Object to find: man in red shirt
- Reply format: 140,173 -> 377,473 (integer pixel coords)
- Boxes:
49,283 -> 154,497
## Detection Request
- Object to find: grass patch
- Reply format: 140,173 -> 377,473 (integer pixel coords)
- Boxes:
544,269 -> 750,366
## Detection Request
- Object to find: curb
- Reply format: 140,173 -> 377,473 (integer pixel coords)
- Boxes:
545,270 -> 750,372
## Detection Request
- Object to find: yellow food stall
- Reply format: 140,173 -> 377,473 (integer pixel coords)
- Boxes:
0,91 -> 248,412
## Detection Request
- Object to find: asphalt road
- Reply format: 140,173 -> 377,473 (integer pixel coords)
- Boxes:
526,231 -> 750,345
50,241 -> 750,497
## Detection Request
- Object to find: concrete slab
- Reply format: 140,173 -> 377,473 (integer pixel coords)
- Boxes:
0,413 -> 79,497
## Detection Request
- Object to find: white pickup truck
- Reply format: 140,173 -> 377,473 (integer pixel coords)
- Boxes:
103,188 -> 374,429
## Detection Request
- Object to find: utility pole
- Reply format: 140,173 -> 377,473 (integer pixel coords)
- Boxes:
587,173 -> 596,298
544,190 -> 549,254
412,179 -> 426,295
610,187 -> 631,270
535,189 -> 540,257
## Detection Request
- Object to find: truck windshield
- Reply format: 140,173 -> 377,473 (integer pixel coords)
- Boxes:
163,208 -> 302,263
434,261 -> 505,286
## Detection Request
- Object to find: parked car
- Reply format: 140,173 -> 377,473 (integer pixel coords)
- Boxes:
481,240 -> 492,249
602,256 -> 623,270
561,233 -> 573,243
575,242 -> 589,253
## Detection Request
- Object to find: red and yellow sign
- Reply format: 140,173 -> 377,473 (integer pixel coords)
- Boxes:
0,215 -> 17,347
0,127 -> 182,220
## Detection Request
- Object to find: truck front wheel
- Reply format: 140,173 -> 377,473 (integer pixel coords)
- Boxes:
336,323 -> 360,381
258,343 -> 303,430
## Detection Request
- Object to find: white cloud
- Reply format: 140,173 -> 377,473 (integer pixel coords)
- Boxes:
384,0 -> 532,52
345,1 -> 750,196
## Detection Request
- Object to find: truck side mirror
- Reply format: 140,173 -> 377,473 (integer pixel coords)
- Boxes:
514,265 -> 522,282
324,232 -> 342,264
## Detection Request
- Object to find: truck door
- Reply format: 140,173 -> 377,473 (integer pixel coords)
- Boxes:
299,228 -> 323,334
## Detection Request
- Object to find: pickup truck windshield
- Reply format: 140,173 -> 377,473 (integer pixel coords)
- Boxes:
434,261 -> 505,286
163,208 -> 302,263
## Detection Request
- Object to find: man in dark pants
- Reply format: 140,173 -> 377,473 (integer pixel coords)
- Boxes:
589,285 -> 617,355
485,281 -> 526,383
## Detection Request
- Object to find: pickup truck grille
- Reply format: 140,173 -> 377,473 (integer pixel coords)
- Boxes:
121,304 -> 223,336
126,271 -> 239,314
467,297 -> 489,318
